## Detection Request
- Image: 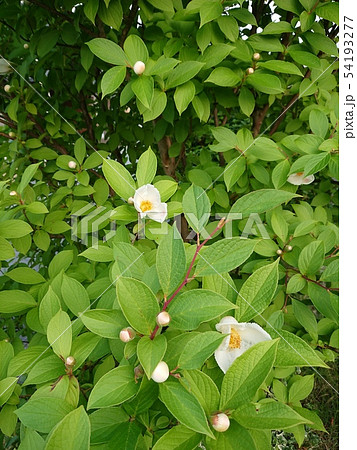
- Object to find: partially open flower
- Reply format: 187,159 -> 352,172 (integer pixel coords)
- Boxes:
214,316 -> 271,373
133,184 -> 167,223
0,58 -> 11,74
287,172 -> 314,185
68,161 -> 77,169
119,327 -> 136,342
156,311 -> 171,327
151,361 -> 169,383
211,413 -> 230,432
133,61 -> 146,75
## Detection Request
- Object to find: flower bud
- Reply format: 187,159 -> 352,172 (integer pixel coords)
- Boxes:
65,356 -> 76,367
151,361 -> 169,383
286,245 -> 293,251
156,311 -> 171,327
133,61 -> 145,75
4,84 -> 11,92
24,43 -> 29,49
246,67 -> 254,75
9,190 -> 17,196
276,249 -> 283,255
68,160 -> 77,169
211,413 -> 230,432
8,132 -> 16,138
253,52 -> 261,61
124,107 -> 131,114
119,327 -> 136,342
127,196 -> 134,205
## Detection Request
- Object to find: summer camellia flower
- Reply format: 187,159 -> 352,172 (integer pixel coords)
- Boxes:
0,58 -> 11,74
214,316 -> 271,373
132,184 -> 167,223
287,172 -> 315,185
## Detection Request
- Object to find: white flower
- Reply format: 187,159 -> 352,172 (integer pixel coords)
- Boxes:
133,61 -> 145,75
68,161 -> 77,169
151,361 -> 169,383
0,58 -> 11,74
133,184 -> 167,223
287,172 -> 315,185
156,311 -> 171,326
214,316 -> 271,373
211,413 -> 230,432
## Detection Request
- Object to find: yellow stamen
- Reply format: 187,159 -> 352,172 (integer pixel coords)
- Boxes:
229,328 -> 242,349
296,172 -> 304,176
140,200 -> 153,212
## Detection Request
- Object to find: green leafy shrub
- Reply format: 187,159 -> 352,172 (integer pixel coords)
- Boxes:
0,0 -> 338,448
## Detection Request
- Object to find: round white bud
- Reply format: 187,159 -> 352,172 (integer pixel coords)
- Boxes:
65,356 -> 76,367
253,52 -> 261,61
24,43 -> 29,49
133,61 -> 146,75
8,132 -> 16,138
246,67 -> 254,75
156,311 -> 171,327
9,190 -> 17,196
4,84 -> 11,92
124,107 -> 131,114
13,174 -> 17,179
119,327 -> 136,342
276,249 -> 283,255
211,413 -> 230,432
68,160 -> 77,169
127,196 -> 134,205
286,245 -> 293,251
151,361 -> 169,383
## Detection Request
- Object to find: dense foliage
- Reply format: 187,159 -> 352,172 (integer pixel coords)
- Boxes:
0,0 -> 338,448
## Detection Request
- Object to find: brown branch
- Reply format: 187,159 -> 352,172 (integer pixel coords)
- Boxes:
252,103 -> 269,137
120,0 -> 139,47
213,107 -> 226,166
157,136 -> 176,179
79,92 -> 95,141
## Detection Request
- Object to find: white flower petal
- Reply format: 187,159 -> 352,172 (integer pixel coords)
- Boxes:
215,316 -> 239,333
287,173 -> 315,186
214,348 -> 245,374
301,174 -> 315,184
234,322 -> 271,347
147,202 -> 167,223
133,184 -> 162,214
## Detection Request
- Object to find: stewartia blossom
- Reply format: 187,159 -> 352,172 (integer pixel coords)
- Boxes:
211,413 -> 230,432
214,316 -> 271,373
151,361 -> 169,383
287,172 -> 315,185
133,61 -> 145,75
156,311 -> 171,326
119,327 -> 136,342
0,58 -> 11,74
133,184 -> 167,223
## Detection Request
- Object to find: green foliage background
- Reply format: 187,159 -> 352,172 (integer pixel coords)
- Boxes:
0,0 -> 338,448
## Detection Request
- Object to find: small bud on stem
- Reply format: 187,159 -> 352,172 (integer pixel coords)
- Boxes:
156,311 -> 171,326
253,52 -> 261,61
276,249 -> 283,255
151,361 -> 169,383
68,161 -> 77,169
211,413 -> 230,432
246,67 -> 254,75
133,61 -> 146,75
119,327 -> 136,342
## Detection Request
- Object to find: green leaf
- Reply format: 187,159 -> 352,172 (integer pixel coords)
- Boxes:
0,290 -> 36,314
124,35 -> 149,66
246,73 -> 283,94
220,340 -> 278,410
239,87 -> 255,117
132,75 -> 154,109
88,366 -> 139,409
309,109 -> 329,138
259,61 -> 303,76
45,406 -> 90,450
89,407 -> 129,444
39,287 -> 61,330
102,159 -> 136,200
229,189 -> 299,219
289,375 -> 314,403
141,90 -> 167,122
61,274 -> 90,316
316,2 -> 339,24
47,310 -> 72,358
292,300 -> 318,341
116,277 -> 159,335
182,184 -> 211,233
269,329 -> 328,367
0,236 -> 15,260
178,332 -> 225,369
233,400 -> 310,429
196,238 -> 257,276
272,160 -> 290,189
205,67 -> 241,87
136,147 -> 157,186
83,0 -> 99,24
0,377 -> 17,406
224,156 -> 246,190
237,260 -> 279,322
174,81 -> 195,115
79,245 -> 113,262
98,0 -> 123,30
248,137 -> 284,161
0,220 -> 33,239
153,425 -> 201,450
200,0 -> 223,27
321,259 -> 338,283
15,397 -> 73,433
6,267 -> 45,285
154,180 -> 178,202
113,243 -> 147,279
182,370 -> 220,416
86,38 -> 128,65
159,380 -> 214,438
303,152 -> 331,176
166,62 -> 204,89
298,240 -> 325,276
156,224 -> 186,295
81,309 -> 127,339
101,66 -> 126,97
168,289 -> 236,330
48,250 -> 73,278
24,355 -> 64,386
303,31 -> 338,56
211,126 -> 239,150
18,163 -> 41,195
137,335 -> 167,378
217,15 -> 239,41
192,92 -> 210,122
